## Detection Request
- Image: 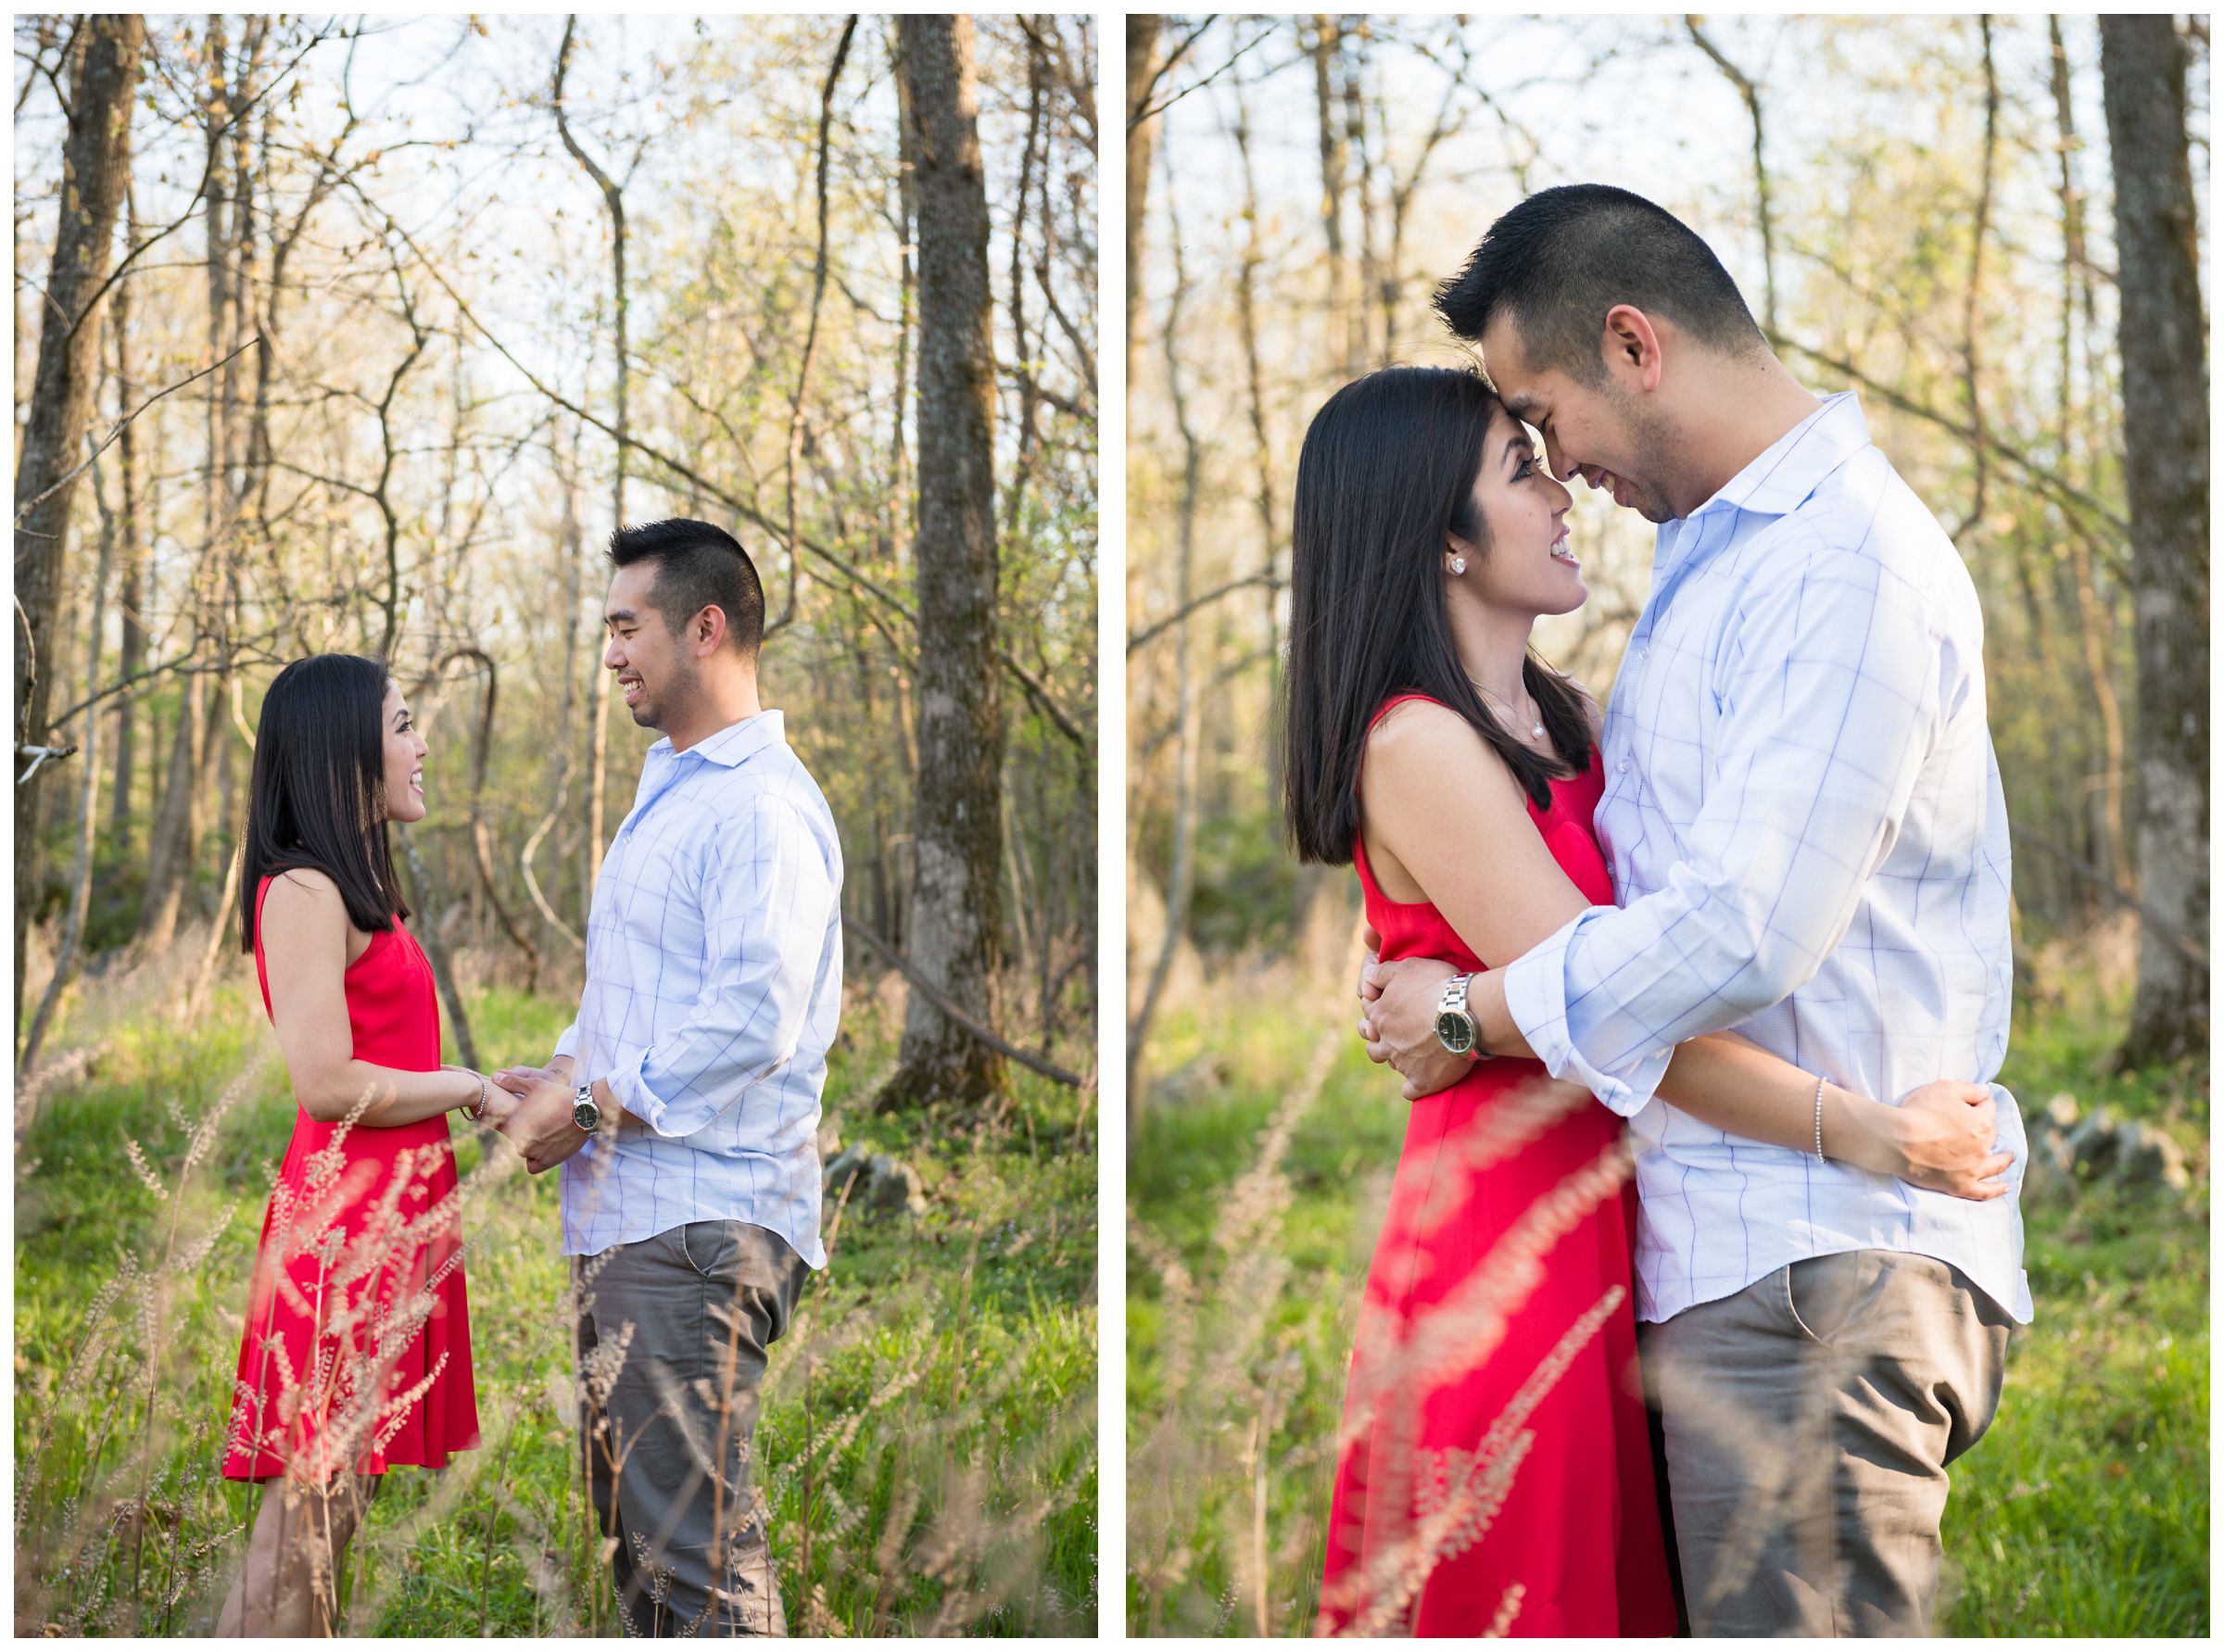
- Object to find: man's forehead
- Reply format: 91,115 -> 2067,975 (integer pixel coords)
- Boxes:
1478,316 -> 1541,408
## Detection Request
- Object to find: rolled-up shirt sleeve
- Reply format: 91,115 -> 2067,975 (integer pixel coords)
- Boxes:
552,1022 -> 580,1063
601,794 -> 838,1138
1502,530 -> 1945,1116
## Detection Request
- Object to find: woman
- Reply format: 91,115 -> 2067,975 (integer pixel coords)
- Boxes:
1281,369 -> 2009,1637
216,655 -> 499,1635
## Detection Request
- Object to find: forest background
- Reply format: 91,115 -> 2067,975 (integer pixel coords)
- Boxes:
14,12 -> 1098,1635
1125,13 -> 2207,1636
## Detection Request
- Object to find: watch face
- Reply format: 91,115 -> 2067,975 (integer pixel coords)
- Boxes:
573,1099 -> 600,1133
1435,1011 -> 1476,1054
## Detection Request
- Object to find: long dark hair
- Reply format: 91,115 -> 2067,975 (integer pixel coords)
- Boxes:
238,653 -> 410,951
1279,366 -> 1593,866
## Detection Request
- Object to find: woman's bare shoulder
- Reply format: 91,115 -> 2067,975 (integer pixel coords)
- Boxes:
1362,697 -> 1524,807
265,864 -> 342,903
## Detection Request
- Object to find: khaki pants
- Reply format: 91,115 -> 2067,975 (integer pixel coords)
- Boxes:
575,1222 -> 808,1637
1639,1250 -> 2012,1636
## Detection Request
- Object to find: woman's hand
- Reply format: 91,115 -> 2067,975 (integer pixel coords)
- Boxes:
444,1066 -> 517,1128
474,1073 -> 521,1129
1878,1080 -> 2015,1200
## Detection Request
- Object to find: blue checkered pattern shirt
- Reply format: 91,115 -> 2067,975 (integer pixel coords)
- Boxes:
1502,393 -> 2031,1325
553,711 -> 840,1267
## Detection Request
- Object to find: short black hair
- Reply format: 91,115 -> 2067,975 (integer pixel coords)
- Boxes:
1434,183 -> 1766,383
608,519 -> 764,656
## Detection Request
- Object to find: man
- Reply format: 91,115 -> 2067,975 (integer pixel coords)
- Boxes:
496,518 -> 842,1636
1360,185 -> 2029,1635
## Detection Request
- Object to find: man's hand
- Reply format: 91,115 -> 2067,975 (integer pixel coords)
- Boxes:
1357,953 -> 1470,1101
491,1070 -> 590,1175
494,1056 -> 574,1092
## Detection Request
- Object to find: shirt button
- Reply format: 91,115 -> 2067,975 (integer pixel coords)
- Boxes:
1618,759 -> 1629,775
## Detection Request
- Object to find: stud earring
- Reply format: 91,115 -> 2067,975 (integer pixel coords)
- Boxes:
1450,557 -> 1467,574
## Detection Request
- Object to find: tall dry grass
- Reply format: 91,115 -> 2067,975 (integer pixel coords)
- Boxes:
15,943 -> 1094,1635
1127,940 -> 1637,1636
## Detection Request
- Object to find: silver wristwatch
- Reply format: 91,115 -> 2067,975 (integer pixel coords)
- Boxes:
1434,972 -> 1484,1060
572,1082 -> 602,1136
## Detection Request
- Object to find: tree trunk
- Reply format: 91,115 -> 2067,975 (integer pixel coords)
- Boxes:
1126,160 -> 1204,1128
14,13 -> 145,1035
109,190 -> 144,843
139,679 -> 207,952
554,14 -> 626,927
1310,17 -> 1357,377
1124,17 -> 1161,434
881,16 -> 1006,1107
2100,16 -> 2209,1066
2049,15 -> 2129,895
21,443 -> 120,1076
1229,84 -> 1281,700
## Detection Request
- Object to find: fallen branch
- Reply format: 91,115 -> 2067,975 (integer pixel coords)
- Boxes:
2018,832 -> 2207,968
843,915 -> 1088,1090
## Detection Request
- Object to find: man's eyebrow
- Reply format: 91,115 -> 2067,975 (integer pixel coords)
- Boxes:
605,607 -> 638,624
1502,390 -> 1538,419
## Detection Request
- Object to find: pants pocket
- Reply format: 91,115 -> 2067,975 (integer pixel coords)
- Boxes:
1784,1251 -> 1875,1348
676,1217 -> 735,1281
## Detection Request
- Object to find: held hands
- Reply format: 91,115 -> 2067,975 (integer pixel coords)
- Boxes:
1883,1080 -> 2015,1201
489,1059 -> 590,1176
1353,927 -> 1469,1102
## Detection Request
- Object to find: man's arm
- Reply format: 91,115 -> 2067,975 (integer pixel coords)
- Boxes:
1498,536 -> 1945,1114
1369,537 -> 1945,1109
492,801 -> 834,1170
604,794 -> 838,1139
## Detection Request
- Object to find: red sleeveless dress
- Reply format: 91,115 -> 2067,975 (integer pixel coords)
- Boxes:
221,874 -> 480,1482
1317,696 -> 1675,1637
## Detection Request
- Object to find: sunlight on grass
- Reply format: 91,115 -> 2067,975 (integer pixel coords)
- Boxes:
15,968 -> 1096,1636
1127,957 -> 2208,1637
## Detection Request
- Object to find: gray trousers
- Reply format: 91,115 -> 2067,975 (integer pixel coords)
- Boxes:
575,1221 -> 808,1637
1639,1250 -> 2012,1636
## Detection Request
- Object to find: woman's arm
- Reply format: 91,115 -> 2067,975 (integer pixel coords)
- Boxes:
261,870 -> 484,1127
1360,702 -> 2009,1199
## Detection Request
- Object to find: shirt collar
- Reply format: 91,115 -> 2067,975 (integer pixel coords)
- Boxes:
1691,390 -> 1871,521
646,709 -> 785,769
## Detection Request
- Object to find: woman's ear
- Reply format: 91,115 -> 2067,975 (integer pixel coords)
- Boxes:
1446,536 -> 1470,577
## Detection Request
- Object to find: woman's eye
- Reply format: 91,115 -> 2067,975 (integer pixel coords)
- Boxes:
1514,458 -> 1535,480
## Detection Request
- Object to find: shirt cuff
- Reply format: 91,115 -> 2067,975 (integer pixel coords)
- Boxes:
1502,909 -> 1673,1119
552,1024 -> 580,1063
601,1057 -> 689,1139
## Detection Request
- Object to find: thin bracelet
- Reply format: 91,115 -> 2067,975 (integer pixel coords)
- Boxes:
466,1069 -> 490,1123
1811,1073 -> 1826,1164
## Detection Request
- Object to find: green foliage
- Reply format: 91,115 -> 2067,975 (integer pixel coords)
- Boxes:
1127,966 -> 2208,1636
15,978 -> 1095,1636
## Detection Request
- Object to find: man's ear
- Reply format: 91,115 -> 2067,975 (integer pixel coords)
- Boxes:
695,605 -> 727,657
1600,303 -> 1663,394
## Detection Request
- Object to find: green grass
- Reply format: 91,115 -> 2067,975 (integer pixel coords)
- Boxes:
1127,965 -> 2208,1637
15,970 -> 1096,1636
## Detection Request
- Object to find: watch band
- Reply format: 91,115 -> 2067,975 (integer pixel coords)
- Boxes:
1434,971 -> 1484,1059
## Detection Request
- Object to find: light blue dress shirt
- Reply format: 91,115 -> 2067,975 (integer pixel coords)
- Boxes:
554,710 -> 840,1268
1502,393 -> 2031,1325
